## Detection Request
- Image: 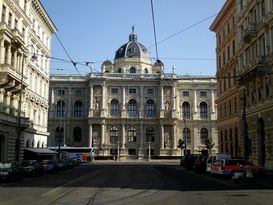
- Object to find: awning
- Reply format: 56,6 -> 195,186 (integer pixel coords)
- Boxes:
24,148 -> 58,156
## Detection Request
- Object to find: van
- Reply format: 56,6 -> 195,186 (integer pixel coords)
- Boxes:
206,154 -> 231,172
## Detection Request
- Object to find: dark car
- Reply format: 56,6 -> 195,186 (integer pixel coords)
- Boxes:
181,154 -> 200,170
57,159 -> 67,171
42,160 -> 59,173
193,155 -> 208,173
21,160 -> 44,177
64,158 -> 75,169
0,162 -> 24,182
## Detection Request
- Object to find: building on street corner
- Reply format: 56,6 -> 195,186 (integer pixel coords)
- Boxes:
211,0 -> 273,169
0,0 -> 57,162
48,31 -> 218,159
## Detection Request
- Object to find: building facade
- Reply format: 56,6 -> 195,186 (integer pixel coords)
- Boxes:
210,0 -> 242,158
236,0 -> 273,169
0,0 -> 56,162
211,0 -> 273,169
48,32 -> 218,159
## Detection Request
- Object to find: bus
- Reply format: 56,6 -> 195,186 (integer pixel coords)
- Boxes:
48,146 -> 93,162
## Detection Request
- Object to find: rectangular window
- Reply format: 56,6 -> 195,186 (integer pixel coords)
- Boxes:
200,91 -> 207,97
75,89 -> 83,96
183,91 -> 189,96
1,6 -> 6,22
8,12 -> 12,27
15,19 -> 18,29
147,88 -> 154,95
129,88 -> 136,94
128,149 -> 136,155
111,88 -> 118,94
58,89 -> 65,95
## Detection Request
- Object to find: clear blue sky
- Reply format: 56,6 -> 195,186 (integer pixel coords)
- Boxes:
40,0 -> 226,76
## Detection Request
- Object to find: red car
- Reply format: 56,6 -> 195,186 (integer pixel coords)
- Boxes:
211,159 -> 265,176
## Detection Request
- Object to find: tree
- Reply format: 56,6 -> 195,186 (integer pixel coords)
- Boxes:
205,138 -> 215,155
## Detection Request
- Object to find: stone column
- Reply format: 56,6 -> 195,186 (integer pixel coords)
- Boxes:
10,95 -> 17,115
89,124 -> 93,147
0,39 -> 5,64
89,85 -> 93,117
7,44 -> 11,65
211,90 -> 215,113
139,123 -> 144,158
160,124 -> 164,149
173,123 -> 177,149
101,123 -> 105,145
139,86 -> 144,118
121,123 -> 125,149
193,89 -> 198,119
160,85 -> 164,118
0,89 -> 4,112
12,50 -> 17,69
101,84 -> 106,117
172,86 -> 177,118
121,86 -> 126,117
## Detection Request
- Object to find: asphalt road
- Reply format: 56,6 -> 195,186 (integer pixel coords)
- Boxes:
0,161 -> 272,205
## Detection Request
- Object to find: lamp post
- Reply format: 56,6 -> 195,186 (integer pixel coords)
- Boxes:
16,46 -> 37,161
117,140 -> 120,161
183,116 -> 187,156
148,141 -> 151,161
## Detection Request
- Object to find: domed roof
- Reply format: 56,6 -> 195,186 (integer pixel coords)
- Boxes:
115,32 -> 151,60
102,60 -> 113,66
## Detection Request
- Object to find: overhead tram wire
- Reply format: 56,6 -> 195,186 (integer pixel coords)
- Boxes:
150,0 -> 159,61
54,32 -> 82,76
148,13 -> 218,49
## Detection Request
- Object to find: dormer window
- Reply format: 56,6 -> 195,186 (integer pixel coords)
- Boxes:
130,67 -> 136,73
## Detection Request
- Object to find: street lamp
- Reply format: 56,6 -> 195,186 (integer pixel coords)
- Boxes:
16,46 -> 37,161
183,116 -> 187,156
148,141 -> 151,161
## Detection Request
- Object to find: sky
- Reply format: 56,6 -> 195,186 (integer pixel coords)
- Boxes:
40,0 -> 226,76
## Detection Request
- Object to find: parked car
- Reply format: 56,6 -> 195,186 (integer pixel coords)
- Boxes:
72,158 -> 81,166
210,159 -> 265,176
57,159 -> 67,171
42,160 -> 59,173
21,160 -> 44,177
0,162 -> 24,182
193,155 -> 208,173
64,158 -> 75,169
180,154 -> 199,170
206,154 -> 231,172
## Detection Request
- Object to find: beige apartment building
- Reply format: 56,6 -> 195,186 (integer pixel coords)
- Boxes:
236,0 -> 273,169
48,31 -> 218,159
212,0 -> 273,169
0,0 -> 56,162
210,0 -> 241,158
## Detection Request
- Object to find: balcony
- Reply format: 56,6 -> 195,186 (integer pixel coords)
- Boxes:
238,56 -> 269,85
242,23 -> 256,43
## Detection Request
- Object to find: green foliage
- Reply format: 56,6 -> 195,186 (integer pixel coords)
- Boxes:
177,139 -> 185,149
205,138 -> 215,150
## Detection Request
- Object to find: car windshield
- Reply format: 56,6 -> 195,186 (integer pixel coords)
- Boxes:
226,160 -> 246,166
0,163 -> 12,168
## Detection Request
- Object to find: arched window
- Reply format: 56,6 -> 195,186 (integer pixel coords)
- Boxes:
200,102 -> 208,118
146,99 -> 155,117
146,126 -> 155,142
128,99 -> 137,117
130,67 -> 136,73
74,101 -> 83,117
41,142 -> 44,148
118,68 -> 122,73
128,126 -> 136,142
37,141 -> 40,148
26,139 -> 30,148
73,127 -> 82,142
55,127 -> 64,146
182,101 -> 190,119
144,68 -> 148,74
183,128 -> 191,144
110,126 -> 119,143
110,99 -> 119,116
200,128 -> 208,144
56,100 -> 65,117
31,141 -> 34,148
